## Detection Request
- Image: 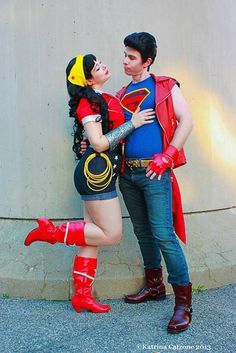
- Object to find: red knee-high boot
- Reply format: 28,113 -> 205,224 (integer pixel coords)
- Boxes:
24,219 -> 86,246
71,256 -> 111,313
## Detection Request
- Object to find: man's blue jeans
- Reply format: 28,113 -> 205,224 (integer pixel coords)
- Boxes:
119,167 -> 190,285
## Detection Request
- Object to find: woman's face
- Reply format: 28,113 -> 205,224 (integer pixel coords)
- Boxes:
89,60 -> 111,87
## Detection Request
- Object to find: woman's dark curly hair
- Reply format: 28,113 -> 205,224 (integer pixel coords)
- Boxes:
66,54 -> 112,159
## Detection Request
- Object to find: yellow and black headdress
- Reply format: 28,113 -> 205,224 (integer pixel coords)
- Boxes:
68,55 -> 87,87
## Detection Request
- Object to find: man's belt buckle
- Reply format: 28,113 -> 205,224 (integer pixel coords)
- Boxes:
132,160 -> 140,168
126,159 -> 139,169
126,159 -> 152,169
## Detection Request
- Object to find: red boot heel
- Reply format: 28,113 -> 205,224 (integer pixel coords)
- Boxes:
73,306 -> 83,313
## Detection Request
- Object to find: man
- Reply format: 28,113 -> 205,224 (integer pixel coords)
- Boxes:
116,32 -> 194,333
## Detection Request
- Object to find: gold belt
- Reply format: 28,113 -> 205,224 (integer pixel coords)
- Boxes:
125,158 -> 152,168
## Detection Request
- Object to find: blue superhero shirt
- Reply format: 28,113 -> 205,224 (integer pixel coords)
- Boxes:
120,76 -> 163,158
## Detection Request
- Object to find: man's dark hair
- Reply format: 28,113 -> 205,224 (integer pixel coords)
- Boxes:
124,32 -> 157,69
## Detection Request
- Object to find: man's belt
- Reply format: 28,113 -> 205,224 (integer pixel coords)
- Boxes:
125,158 -> 153,168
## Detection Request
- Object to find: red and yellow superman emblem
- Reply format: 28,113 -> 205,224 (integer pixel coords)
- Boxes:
120,88 -> 150,114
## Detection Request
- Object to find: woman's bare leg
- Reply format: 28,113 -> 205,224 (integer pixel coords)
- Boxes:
78,205 -> 99,258
83,197 -> 123,246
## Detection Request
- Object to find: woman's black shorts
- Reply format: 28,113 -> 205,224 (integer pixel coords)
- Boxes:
74,144 -> 122,201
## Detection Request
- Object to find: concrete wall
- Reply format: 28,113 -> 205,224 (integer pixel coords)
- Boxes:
0,0 -> 236,299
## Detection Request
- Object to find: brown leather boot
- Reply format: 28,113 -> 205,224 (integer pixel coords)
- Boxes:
125,268 -> 166,303
167,283 -> 192,333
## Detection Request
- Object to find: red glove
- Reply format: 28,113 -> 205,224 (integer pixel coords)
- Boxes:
148,145 -> 179,179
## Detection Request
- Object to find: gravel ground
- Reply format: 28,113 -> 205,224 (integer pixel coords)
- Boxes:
1,284 -> 235,353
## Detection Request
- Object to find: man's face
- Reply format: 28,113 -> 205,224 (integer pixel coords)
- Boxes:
123,46 -> 147,76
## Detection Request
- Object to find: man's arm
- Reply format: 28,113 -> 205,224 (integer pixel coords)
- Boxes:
169,84 -> 194,150
146,84 -> 194,180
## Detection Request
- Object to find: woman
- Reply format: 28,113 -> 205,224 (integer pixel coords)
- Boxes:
24,54 -> 155,313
